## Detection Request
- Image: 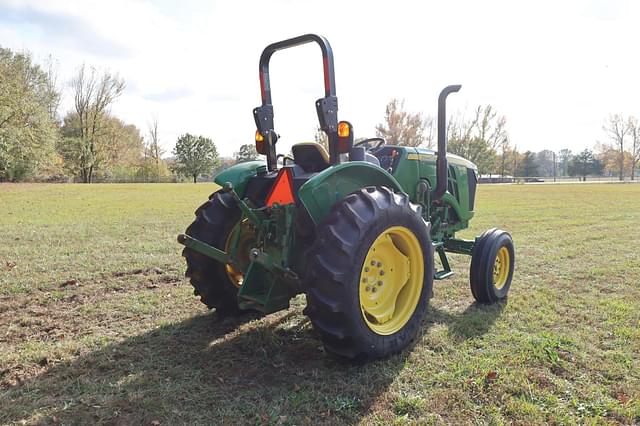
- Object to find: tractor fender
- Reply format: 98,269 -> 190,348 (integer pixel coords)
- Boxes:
298,162 -> 405,225
213,161 -> 265,198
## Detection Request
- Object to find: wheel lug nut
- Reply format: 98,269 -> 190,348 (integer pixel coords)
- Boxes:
371,287 -> 377,293
371,260 -> 376,266
376,262 -> 382,267
379,270 -> 385,276
364,267 -> 369,272
362,278 -> 367,283
378,281 -> 383,286
365,286 -> 371,292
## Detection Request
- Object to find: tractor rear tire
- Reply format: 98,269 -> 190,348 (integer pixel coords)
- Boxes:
469,228 -> 515,304
304,187 -> 434,361
182,191 -> 243,315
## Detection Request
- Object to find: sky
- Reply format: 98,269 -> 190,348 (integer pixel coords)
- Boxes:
1,0 -> 639,158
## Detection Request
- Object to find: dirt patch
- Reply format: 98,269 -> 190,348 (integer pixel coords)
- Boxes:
111,266 -> 167,278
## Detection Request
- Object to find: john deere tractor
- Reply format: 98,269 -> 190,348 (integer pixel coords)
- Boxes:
178,34 -> 515,360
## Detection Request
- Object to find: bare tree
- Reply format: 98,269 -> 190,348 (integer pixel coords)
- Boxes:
628,116 -> 640,180
475,105 -> 508,151
314,126 -> 329,151
423,116 -> 436,149
70,65 -> 125,182
499,137 -> 511,178
447,105 -> 509,173
602,114 -> 628,181
147,115 -> 165,174
376,99 -> 432,147
44,55 -> 61,120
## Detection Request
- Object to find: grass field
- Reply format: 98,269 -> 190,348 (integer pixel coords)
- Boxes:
1,182 -> 639,425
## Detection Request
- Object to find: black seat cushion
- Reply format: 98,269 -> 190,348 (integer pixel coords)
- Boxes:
292,143 -> 330,173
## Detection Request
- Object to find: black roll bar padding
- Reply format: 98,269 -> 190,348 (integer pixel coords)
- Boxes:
253,34 -> 339,170
431,84 -> 462,201
258,34 -> 336,103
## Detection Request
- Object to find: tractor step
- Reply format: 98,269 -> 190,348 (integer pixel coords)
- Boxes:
434,244 -> 453,281
434,270 -> 454,280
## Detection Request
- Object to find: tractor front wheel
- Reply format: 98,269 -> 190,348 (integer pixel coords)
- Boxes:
469,228 -> 515,304
305,187 -> 434,361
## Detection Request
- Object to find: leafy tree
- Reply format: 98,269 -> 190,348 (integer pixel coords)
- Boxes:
558,149 -> 572,176
568,149 -> 600,180
234,144 -> 259,163
535,150 -> 555,177
511,148 -> 524,177
172,134 -> 219,183
58,113 -> 142,181
521,151 -> 539,177
0,47 -> 60,181
137,156 -> 171,182
103,117 -> 144,169
595,143 -> 632,177
376,99 -> 433,147
213,157 -> 236,175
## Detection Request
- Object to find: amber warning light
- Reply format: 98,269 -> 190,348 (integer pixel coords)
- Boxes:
338,121 -> 350,137
255,129 -> 266,154
337,120 -> 353,154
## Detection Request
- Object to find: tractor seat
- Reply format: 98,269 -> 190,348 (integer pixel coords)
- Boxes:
291,142 -> 330,173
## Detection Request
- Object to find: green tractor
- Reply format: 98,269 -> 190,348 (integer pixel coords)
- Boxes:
178,34 -> 515,360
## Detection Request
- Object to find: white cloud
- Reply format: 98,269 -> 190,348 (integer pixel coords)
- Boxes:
1,0 -> 639,157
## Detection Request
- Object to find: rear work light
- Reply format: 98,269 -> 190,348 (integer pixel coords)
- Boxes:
255,130 -> 266,154
337,120 -> 353,154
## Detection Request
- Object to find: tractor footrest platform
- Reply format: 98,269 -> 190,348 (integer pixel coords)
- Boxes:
434,270 -> 454,280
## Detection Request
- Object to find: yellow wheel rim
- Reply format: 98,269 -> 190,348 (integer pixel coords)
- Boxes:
359,226 -> 424,336
493,246 -> 510,289
224,220 -> 252,288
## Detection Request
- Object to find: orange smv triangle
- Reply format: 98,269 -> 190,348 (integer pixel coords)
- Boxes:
265,168 -> 295,207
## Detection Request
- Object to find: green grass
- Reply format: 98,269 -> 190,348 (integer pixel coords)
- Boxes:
1,182 -> 639,425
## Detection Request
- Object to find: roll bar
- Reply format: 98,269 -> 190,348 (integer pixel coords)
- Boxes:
431,85 -> 461,201
253,34 -> 340,171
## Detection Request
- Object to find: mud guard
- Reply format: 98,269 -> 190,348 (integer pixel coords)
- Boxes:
213,161 -> 265,198
298,162 -> 405,225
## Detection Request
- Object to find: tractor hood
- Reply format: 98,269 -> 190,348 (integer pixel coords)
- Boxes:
414,148 -> 478,171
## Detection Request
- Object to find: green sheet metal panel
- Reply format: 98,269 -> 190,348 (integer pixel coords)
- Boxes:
213,161 -> 265,198
298,162 -> 405,225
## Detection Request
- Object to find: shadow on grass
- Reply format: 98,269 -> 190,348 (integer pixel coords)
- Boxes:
1,300 -> 506,425
428,299 -> 507,341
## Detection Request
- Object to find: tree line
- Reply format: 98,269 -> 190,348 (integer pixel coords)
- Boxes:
0,46 -> 238,183
375,99 -> 640,180
3,45 -> 638,183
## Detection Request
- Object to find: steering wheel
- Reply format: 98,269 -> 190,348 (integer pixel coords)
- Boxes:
354,137 -> 386,151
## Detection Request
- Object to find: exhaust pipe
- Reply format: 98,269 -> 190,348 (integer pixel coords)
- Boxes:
431,85 -> 461,201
